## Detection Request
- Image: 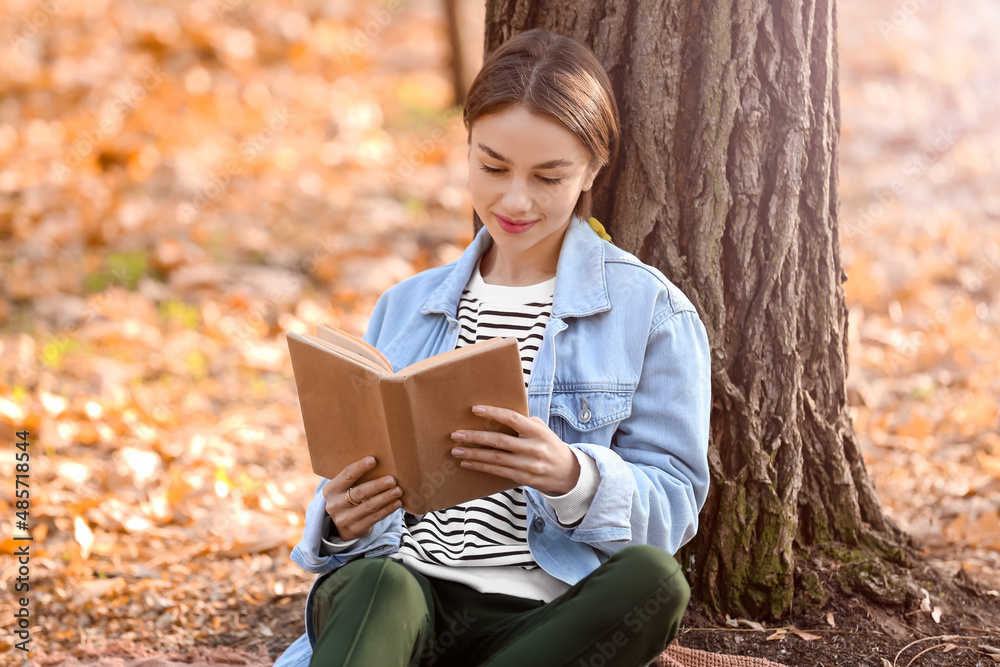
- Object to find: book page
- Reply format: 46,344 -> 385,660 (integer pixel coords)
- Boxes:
293,331 -> 389,376
316,323 -> 393,373
397,337 -> 504,377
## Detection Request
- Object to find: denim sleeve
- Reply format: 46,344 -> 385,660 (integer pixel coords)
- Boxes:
319,514 -> 360,554
289,478 -> 404,573
529,309 -> 712,556
538,447 -> 602,527
272,632 -> 312,667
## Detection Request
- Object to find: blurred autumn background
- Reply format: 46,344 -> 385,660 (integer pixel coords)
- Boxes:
0,0 -> 998,662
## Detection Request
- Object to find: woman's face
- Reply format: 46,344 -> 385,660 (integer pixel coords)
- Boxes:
467,105 -> 600,262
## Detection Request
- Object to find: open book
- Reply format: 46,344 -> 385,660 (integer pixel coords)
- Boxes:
286,323 -> 530,514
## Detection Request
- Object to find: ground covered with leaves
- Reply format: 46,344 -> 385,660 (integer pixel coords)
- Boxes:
0,0 -> 998,665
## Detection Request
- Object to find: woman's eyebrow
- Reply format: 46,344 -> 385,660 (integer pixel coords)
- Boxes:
477,143 -> 574,169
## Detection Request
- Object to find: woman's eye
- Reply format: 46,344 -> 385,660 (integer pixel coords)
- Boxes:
478,164 -> 562,185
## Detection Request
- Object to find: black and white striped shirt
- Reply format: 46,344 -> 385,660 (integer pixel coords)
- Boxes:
390,259 -> 555,571
324,256 -> 602,602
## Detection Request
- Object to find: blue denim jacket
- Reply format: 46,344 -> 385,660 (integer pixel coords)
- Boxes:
274,214 -> 711,666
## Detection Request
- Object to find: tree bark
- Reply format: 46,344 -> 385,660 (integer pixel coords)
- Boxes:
443,0 -> 486,107
479,0 -> 909,618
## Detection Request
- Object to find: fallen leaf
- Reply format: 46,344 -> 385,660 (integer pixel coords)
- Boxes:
70,577 -> 126,607
826,612 -> 836,628
896,410 -> 933,439
74,515 -> 94,559
979,451 -> 1000,478
944,512 -> 969,544
969,511 -> 1000,550
789,626 -> 823,641
736,618 -> 766,631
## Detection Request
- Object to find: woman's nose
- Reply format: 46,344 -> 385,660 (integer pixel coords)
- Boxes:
501,178 -> 532,213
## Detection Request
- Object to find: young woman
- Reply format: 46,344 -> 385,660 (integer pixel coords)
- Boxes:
275,28 -> 711,667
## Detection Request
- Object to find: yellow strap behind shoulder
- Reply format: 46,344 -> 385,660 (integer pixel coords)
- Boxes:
587,217 -> 613,244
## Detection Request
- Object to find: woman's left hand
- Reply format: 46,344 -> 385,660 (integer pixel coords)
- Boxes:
450,405 -> 580,496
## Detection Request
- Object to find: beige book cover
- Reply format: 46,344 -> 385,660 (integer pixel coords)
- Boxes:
286,324 -> 530,513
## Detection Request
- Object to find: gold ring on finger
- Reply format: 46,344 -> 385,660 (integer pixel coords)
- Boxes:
345,487 -> 361,506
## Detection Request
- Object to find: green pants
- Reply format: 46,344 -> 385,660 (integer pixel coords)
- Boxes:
309,544 -> 690,667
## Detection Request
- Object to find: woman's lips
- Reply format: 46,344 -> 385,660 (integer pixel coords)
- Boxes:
496,214 -> 538,234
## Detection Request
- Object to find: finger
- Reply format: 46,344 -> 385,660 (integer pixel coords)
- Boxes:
454,443 -> 511,467
454,444 -> 537,478
346,480 -> 402,514
359,497 -> 404,529
456,456 -> 524,484
452,429 -> 519,452
347,494 -> 403,536
335,456 -> 377,490
372,485 -> 404,512
350,475 -> 398,505
472,405 -> 534,434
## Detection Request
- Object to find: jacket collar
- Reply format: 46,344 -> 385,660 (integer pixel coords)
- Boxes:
420,214 -> 611,320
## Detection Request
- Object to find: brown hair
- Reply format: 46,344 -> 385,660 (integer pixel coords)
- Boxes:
463,28 -> 620,221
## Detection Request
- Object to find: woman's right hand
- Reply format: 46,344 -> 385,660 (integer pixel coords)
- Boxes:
322,456 -> 403,541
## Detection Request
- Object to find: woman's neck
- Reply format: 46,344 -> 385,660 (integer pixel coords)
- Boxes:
479,243 -> 557,286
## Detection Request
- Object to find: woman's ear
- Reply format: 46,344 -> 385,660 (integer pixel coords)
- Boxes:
581,163 -> 601,192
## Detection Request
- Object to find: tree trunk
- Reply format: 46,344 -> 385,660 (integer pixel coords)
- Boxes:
479,0 -> 910,619
443,0 -> 486,107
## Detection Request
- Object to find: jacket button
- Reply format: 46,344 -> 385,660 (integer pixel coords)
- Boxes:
532,516 -> 545,533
